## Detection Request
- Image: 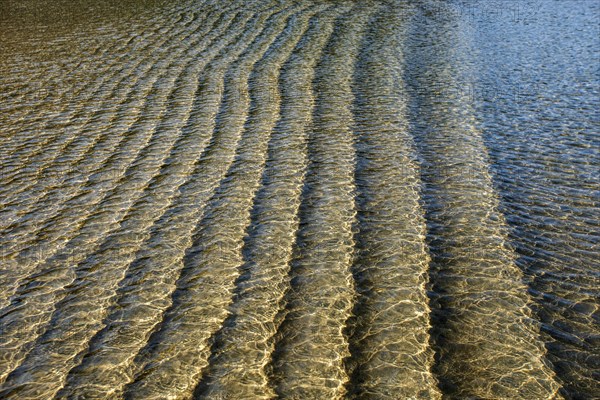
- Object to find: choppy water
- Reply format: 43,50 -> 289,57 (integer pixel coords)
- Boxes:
0,0 -> 598,399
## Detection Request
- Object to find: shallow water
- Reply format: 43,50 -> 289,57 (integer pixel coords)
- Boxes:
0,0 -> 598,399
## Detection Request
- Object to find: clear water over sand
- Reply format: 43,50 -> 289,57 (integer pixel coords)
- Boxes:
0,0 -> 598,398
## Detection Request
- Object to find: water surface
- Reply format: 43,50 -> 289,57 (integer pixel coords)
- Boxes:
0,0 -> 598,399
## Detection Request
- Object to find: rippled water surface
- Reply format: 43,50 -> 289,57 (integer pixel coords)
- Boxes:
0,0 -> 598,399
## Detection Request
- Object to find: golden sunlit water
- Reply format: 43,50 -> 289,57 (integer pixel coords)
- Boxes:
0,0 -> 598,399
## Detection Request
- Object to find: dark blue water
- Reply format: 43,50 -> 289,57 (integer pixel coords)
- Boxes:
474,1 -> 599,397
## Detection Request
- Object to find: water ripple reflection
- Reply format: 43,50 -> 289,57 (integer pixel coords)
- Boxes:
0,0 -> 597,399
